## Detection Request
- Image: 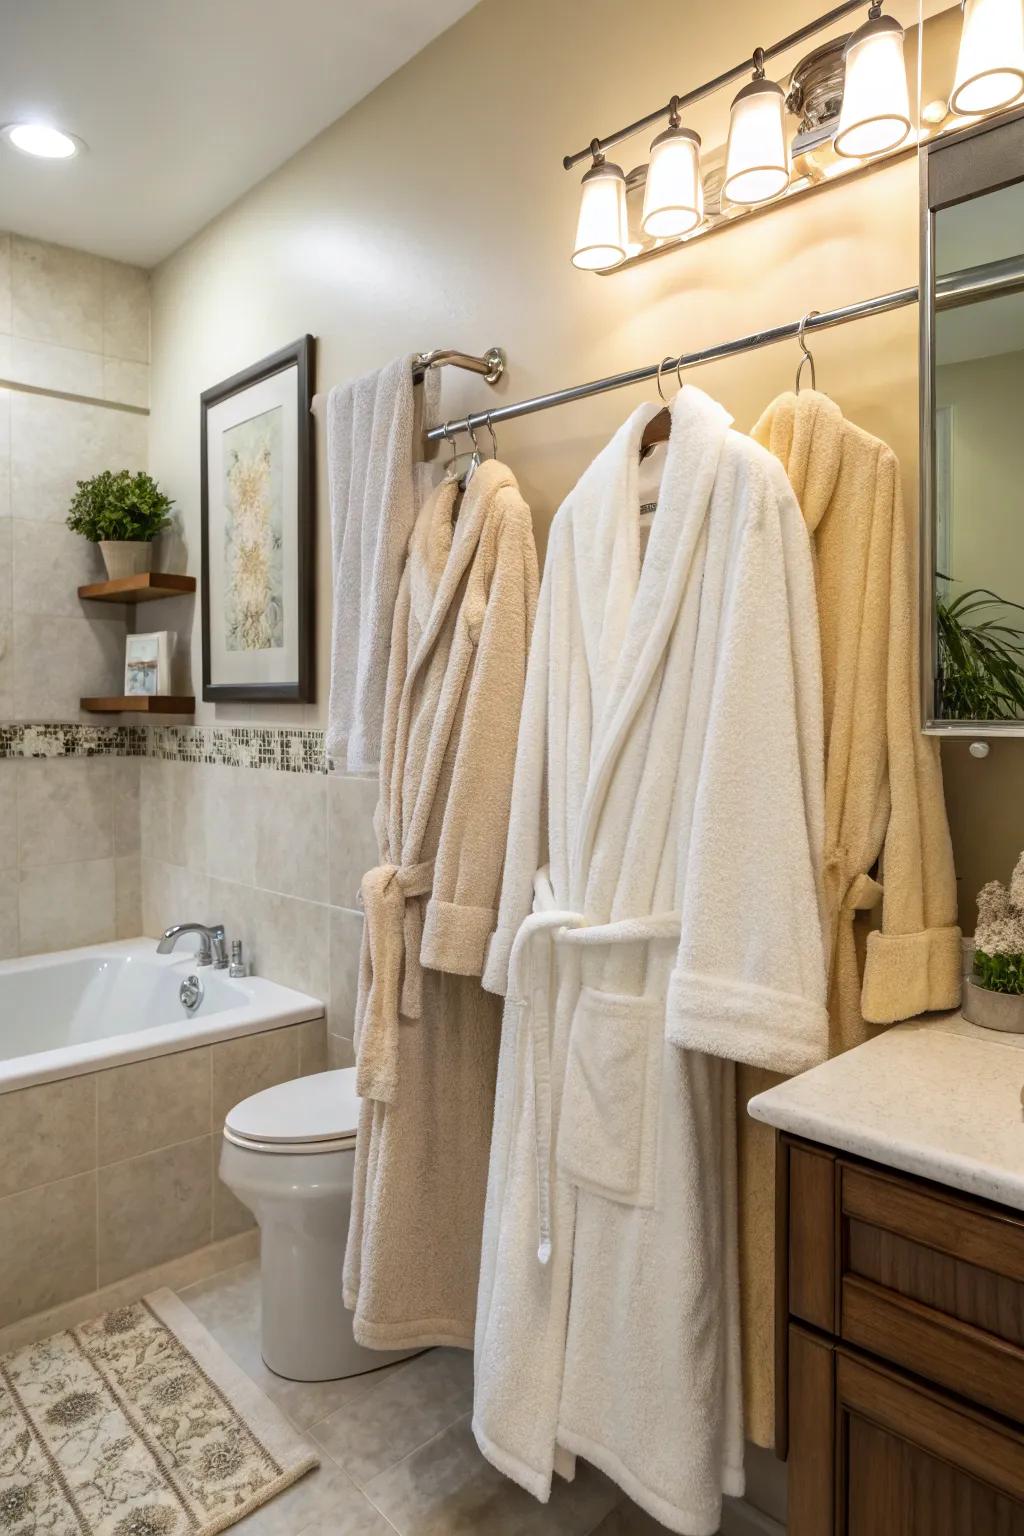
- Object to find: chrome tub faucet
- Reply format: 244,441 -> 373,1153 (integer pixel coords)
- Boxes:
156,922 -> 228,970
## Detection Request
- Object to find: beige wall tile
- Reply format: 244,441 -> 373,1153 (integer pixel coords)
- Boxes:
114,853 -> 141,938
140,857 -> 210,940
18,857 -> 116,955
207,875 -> 328,999
298,1017 -> 327,1076
0,869 -> 16,959
140,759 -> 204,868
327,1033 -> 355,1070
98,1134 -> 212,1286
329,905 -> 363,1037
113,758 -> 141,854
204,765 -> 255,884
11,237 -> 104,353
0,233 -> 11,333
10,391 -> 147,523
212,1136 -> 255,1241
0,758 -> 15,855
12,519 -> 110,618
212,1025 -> 299,1129
12,611 -> 124,719
16,757 -> 114,867
328,774 -> 379,909
0,1075 -> 97,1199
253,770 -> 328,902
98,1047 -> 210,1164
8,336 -> 104,398
0,1170 -> 97,1326
103,260 -> 150,363
102,357 -> 149,409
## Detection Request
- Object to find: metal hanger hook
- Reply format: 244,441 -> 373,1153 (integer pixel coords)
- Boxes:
484,410 -> 498,459
465,415 -> 480,457
795,310 -> 820,394
656,356 -> 675,403
441,420 -> 459,478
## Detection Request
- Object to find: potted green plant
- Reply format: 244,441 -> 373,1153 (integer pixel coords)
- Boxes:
964,852 -> 1024,1032
66,469 -> 174,580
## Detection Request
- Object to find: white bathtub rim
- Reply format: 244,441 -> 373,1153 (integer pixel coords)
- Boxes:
0,937 -> 325,1095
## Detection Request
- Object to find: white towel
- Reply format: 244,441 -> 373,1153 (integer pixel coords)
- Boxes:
325,356 -> 440,772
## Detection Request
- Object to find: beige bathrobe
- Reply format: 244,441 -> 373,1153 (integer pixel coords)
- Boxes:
343,456 -> 539,1351
738,389 -> 962,1446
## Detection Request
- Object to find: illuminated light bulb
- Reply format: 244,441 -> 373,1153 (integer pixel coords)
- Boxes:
950,0 -> 1024,115
834,5 -> 912,159
571,145 -> 628,270
642,101 -> 703,238
3,123 -> 79,158
724,59 -> 791,206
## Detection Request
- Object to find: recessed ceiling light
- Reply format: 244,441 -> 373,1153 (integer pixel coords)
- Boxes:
2,123 -> 82,159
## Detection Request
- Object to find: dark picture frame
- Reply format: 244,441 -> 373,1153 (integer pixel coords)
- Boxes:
200,335 -> 315,703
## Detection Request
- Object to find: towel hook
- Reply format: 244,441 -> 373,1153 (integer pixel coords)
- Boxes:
795,310 -> 820,394
484,410 -> 499,460
441,419 -> 459,478
460,415 -> 482,489
656,356 -> 675,403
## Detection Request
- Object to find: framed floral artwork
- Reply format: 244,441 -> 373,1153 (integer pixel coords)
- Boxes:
200,336 -> 315,702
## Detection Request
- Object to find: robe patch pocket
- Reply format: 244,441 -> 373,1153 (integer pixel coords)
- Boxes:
556,986 -> 661,1207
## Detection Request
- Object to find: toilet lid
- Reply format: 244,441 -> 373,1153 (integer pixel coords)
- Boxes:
224,1067 -> 361,1147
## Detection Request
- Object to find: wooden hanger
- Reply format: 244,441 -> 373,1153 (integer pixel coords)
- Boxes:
639,356 -> 679,459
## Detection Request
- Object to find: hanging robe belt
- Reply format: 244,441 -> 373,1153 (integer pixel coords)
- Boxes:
506,899 -> 682,1264
356,859 -> 435,1104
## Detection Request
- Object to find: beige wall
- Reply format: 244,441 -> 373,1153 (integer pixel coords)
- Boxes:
145,5 -> 1022,910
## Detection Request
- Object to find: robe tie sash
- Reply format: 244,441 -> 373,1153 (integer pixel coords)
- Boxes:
355,858 -> 435,1104
506,898 -> 681,1265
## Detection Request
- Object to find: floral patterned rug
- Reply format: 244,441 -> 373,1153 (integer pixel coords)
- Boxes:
0,1289 -> 318,1535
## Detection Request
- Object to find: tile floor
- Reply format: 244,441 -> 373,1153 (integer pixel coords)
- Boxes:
176,1260 -> 673,1535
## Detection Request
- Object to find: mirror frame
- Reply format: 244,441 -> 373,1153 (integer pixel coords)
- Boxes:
919,103 -> 1024,736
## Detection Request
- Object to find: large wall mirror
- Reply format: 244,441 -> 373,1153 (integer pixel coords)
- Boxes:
921,106 -> 1024,735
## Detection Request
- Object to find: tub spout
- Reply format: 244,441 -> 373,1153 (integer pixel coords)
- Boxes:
156,922 -> 228,969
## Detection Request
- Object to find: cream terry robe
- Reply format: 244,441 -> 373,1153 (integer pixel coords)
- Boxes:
474,386 -> 829,1536
736,390 -> 962,1449
343,457 -> 539,1351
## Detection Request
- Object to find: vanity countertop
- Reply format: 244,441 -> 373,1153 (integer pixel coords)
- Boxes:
747,1012 -> 1024,1213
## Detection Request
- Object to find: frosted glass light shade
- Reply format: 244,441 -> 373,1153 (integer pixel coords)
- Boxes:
571,157 -> 628,270
642,124 -> 703,238
950,0 -> 1024,115
834,13 -> 912,159
724,77 -> 790,206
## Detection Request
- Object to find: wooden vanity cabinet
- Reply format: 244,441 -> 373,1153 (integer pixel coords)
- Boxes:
779,1135 -> 1024,1535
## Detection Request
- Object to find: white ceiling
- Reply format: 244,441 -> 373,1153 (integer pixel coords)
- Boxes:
0,0 -> 478,268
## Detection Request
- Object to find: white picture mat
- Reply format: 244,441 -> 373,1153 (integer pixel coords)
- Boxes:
206,366 -> 300,687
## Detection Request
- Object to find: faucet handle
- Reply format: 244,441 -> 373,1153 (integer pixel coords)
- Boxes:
207,923 -> 229,970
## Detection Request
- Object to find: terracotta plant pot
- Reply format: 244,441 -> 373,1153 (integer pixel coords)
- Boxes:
99,540 -> 152,580
962,977 -> 1024,1033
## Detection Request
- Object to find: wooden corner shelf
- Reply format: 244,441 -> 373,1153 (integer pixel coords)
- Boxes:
81,695 -> 196,715
78,572 -> 197,604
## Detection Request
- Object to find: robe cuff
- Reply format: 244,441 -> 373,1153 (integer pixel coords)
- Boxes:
481,925 -> 518,997
666,967 -> 828,1075
861,924 -> 963,1024
421,898 -> 496,977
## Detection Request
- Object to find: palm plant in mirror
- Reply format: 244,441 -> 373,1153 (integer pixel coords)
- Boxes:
936,583 -> 1024,721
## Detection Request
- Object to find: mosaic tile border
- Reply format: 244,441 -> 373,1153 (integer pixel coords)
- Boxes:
0,722 -> 329,774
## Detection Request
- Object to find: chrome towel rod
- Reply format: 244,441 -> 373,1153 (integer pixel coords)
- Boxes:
424,256 -> 1024,444
312,345 -> 505,417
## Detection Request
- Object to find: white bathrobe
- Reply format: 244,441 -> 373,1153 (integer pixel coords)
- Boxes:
474,386 -> 829,1536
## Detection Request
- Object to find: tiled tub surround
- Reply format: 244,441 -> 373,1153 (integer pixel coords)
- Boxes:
0,232 -> 151,723
0,1014 -> 327,1342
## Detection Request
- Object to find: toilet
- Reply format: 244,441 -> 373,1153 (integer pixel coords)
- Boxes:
219,1066 -> 416,1382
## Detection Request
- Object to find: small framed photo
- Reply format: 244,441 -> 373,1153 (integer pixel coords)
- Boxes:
125,632 -> 171,697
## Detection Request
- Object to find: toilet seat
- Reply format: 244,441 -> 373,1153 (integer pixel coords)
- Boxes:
223,1066 -> 361,1155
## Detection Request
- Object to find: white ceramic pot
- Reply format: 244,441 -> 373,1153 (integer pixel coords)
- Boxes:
962,977 -> 1024,1033
99,540 -> 151,580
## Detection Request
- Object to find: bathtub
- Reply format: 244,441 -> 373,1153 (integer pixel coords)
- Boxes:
0,938 -> 324,1093
0,939 -> 326,1338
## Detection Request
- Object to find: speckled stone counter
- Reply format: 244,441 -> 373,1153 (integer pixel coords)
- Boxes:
748,1012 -> 1024,1212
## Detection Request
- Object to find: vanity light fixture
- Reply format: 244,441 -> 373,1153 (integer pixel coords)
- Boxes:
950,0 -> 1024,116
571,142 -> 628,270
723,49 -> 791,206
833,2 -> 912,159
641,97 -> 703,238
1,122 -> 81,159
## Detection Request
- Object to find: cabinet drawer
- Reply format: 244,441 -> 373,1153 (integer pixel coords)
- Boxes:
839,1163 -> 1024,1420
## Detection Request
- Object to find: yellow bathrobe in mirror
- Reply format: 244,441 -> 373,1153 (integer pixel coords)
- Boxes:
738,389 -> 962,1446
343,458 -> 539,1349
